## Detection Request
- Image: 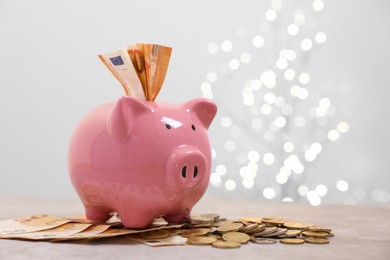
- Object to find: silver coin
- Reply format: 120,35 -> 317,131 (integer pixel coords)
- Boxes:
251,238 -> 277,244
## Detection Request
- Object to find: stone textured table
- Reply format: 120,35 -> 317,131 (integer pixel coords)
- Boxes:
1,196 -> 389,260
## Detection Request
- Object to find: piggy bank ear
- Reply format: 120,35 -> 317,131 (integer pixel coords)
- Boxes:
182,98 -> 217,129
108,96 -> 151,141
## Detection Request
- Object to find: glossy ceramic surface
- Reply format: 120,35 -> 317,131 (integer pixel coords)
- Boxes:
68,96 -> 217,228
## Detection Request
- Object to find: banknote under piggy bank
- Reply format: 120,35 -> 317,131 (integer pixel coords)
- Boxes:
68,96 -> 217,228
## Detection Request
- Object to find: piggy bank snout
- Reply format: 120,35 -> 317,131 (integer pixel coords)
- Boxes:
167,147 -> 207,188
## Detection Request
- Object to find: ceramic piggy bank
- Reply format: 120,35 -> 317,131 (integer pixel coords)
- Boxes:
68,96 -> 217,228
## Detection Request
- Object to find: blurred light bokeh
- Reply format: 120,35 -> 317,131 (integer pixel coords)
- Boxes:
0,0 -> 389,205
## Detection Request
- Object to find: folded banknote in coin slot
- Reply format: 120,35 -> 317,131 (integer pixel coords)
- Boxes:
99,43 -> 172,102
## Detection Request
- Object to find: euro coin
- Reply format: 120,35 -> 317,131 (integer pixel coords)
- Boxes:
245,224 -> 266,234
192,223 -> 214,228
140,230 -> 169,239
186,236 -> 217,245
277,230 -> 301,238
208,234 -> 223,240
222,232 -> 250,244
280,238 -> 305,245
189,215 -> 214,224
199,213 -> 220,222
302,231 -> 331,238
283,222 -> 311,230
262,228 -> 287,237
252,227 -> 278,237
308,226 -> 332,233
304,237 -> 330,244
239,217 -> 263,224
216,223 -> 243,233
261,218 -> 285,226
180,228 -> 210,238
213,220 -> 236,227
240,223 -> 259,233
212,241 -> 241,249
251,238 -> 277,244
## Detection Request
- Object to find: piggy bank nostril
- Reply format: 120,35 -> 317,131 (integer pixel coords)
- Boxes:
193,166 -> 198,178
181,166 -> 187,178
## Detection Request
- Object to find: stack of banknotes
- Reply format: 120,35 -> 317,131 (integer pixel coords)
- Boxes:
0,214 -> 180,242
99,43 -> 172,101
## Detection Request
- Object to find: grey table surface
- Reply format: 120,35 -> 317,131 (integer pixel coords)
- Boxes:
1,196 -> 389,260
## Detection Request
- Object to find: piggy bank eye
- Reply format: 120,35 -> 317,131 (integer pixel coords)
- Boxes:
165,124 -> 171,130
191,124 -> 196,131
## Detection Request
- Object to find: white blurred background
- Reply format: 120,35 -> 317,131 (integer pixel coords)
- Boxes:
0,0 -> 389,205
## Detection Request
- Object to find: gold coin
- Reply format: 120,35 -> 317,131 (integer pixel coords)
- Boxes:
246,224 -> 266,234
186,236 -> 217,245
199,213 -> 220,222
304,237 -> 330,244
308,226 -> 332,233
212,241 -> 241,249
261,218 -> 285,226
208,234 -> 223,240
262,228 -> 288,237
140,230 -> 170,239
280,238 -> 305,245
251,238 -> 277,244
277,229 -> 301,238
222,232 -> 251,244
166,228 -> 182,236
213,220 -> 236,227
252,226 -> 277,237
302,231 -> 331,238
283,222 -> 311,230
240,220 -> 251,226
180,228 -> 210,238
240,223 -> 259,233
239,217 -> 263,224
216,222 -> 244,233
192,223 -> 214,228
189,215 -> 214,224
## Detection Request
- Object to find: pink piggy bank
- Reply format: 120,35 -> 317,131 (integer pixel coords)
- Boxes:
68,96 -> 217,228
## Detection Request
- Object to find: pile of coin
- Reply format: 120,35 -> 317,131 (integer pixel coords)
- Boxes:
0,213 -> 333,247
137,214 -> 334,248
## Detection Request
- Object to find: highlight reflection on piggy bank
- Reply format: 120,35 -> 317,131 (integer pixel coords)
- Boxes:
68,96 -> 217,228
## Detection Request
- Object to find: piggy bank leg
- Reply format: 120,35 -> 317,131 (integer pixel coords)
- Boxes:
119,211 -> 154,228
84,205 -> 111,222
164,208 -> 191,224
